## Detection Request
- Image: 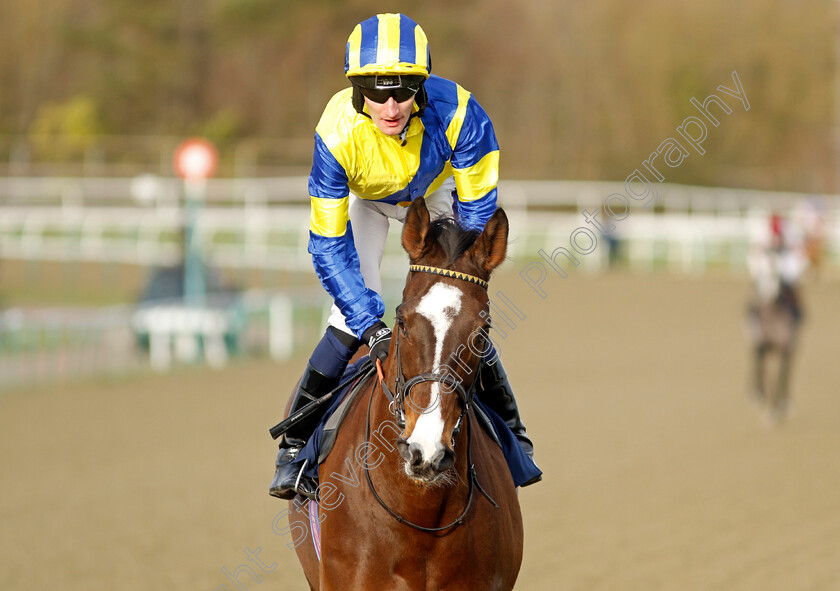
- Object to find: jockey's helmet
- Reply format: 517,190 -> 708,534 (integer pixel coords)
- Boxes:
344,14 -> 431,115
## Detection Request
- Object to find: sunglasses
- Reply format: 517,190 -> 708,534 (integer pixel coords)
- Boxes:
354,75 -> 423,104
359,86 -> 420,104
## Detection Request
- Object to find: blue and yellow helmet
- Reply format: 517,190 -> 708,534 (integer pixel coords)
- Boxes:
344,13 -> 431,79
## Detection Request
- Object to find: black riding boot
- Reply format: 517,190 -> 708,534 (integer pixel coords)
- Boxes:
478,358 -> 542,487
269,362 -> 340,500
270,326 -> 360,500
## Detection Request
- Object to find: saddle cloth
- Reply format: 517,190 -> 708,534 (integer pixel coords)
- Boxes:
291,357 -> 542,488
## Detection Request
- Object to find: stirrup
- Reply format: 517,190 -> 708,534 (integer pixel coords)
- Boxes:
269,446 -> 303,500
293,459 -> 319,500
294,459 -> 309,493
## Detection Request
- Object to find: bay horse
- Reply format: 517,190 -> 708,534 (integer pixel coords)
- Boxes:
285,197 -> 523,590
746,248 -> 803,425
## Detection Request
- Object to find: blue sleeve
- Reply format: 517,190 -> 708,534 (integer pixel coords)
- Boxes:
309,134 -> 349,200
308,225 -> 385,339
450,96 -> 499,232
454,188 -> 498,233
307,134 -> 384,337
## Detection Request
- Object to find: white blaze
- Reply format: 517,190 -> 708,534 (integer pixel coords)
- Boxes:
408,282 -> 463,462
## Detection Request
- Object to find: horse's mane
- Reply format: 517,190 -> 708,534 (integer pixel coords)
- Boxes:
428,217 -> 480,264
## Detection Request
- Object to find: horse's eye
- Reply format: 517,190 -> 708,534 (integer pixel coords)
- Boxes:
396,317 -> 408,335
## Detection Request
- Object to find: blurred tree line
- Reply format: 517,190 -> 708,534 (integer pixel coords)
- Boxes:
0,0 -> 834,192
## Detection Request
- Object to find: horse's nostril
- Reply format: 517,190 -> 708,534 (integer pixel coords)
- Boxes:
398,439 -> 427,467
396,438 -> 411,463
433,447 -> 456,472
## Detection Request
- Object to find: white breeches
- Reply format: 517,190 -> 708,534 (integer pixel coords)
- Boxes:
327,177 -> 456,338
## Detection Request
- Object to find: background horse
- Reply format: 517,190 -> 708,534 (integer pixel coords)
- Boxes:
746,249 -> 802,425
288,197 -> 523,590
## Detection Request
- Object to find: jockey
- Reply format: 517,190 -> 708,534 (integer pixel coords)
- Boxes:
748,211 -> 807,322
270,13 -> 540,500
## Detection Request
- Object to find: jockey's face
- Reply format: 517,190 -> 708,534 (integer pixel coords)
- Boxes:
364,95 -> 415,136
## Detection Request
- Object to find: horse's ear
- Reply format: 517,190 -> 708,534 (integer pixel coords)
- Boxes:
470,208 -> 509,274
402,197 -> 432,261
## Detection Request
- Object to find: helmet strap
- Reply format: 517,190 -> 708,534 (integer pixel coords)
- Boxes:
351,86 -> 371,118
413,83 -> 428,116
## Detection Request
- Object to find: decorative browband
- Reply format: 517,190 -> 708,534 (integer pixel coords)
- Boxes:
408,264 -> 489,290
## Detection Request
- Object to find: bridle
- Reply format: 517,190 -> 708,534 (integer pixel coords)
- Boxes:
408,264 -> 489,289
363,265 -> 498,533
377,319 -> 479,433
378,265 -> 490,428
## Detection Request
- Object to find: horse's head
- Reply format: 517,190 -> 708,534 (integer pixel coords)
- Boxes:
388,197 -> 508,483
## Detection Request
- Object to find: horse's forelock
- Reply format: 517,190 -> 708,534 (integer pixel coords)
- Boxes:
428,217 -> 480,266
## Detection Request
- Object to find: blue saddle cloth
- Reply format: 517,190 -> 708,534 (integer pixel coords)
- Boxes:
473,397 -> 543,487
292,357 -> 542,488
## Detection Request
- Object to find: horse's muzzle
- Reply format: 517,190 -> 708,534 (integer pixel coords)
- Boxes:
396,438 -> 456,482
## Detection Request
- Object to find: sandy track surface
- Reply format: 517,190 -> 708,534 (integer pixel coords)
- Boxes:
2,271 -> 839,590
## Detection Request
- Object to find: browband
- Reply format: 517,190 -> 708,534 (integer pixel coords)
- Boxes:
408,264 -> 489,290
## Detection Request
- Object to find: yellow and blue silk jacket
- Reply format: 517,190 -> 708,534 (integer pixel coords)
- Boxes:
308,74 -> 500,338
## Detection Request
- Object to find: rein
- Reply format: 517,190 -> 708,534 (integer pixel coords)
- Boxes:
363,371 -> 498,534
362,263 -> 498,533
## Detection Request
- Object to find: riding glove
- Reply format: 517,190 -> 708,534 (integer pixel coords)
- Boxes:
362,321 -> 392,364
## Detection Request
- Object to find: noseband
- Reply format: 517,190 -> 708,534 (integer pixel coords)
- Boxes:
377,328 -> 479,431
